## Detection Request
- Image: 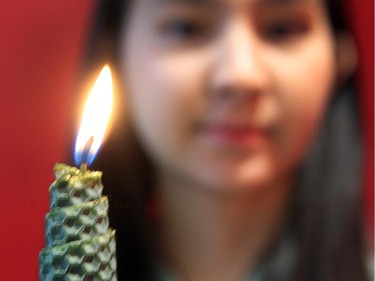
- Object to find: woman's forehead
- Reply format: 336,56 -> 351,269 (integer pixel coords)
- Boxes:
142,0 -> 325,13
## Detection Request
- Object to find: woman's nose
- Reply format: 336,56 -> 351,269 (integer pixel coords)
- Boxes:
210,18 -> 268,103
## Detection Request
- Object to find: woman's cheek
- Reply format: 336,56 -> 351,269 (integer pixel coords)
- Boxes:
126,54 -> 203,164
269,40 -> 334,169
280,60 -> 334,171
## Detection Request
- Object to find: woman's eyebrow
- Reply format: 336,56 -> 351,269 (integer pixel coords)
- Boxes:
152,0 -> 308,8
152,0 -> 216,6
254,0 -> 309,6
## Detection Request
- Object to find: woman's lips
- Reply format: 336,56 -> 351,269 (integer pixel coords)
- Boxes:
199,124 -> 270,147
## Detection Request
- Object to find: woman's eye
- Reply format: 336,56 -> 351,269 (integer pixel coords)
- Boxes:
158,16 -> 213,43
161,19 -> 207,41
262,21 -> 308,42
164,20 -> 202,37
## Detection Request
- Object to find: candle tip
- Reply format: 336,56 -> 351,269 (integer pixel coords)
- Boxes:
77,136 -> 94,168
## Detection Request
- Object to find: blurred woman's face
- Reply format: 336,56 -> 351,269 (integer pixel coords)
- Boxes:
120,0 -> 336,192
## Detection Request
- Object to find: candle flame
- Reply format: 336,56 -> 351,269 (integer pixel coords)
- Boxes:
74,65 -> 113,166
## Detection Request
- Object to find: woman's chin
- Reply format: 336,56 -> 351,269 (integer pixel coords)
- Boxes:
192,158 -> 279,194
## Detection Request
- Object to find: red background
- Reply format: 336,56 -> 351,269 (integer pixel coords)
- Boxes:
0,1 -> 372,280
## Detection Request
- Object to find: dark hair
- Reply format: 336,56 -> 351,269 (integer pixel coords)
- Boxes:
73,1 -> 369,280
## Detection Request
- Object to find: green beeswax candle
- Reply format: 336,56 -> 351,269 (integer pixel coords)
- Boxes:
39,163 -> 117,281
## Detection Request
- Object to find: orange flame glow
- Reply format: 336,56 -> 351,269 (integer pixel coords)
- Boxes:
74,65 -> 113,166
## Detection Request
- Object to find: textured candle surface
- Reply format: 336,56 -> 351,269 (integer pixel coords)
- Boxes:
39,164 -> 117,281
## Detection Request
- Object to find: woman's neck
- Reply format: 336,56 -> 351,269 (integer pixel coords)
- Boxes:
154,176 -> 293,281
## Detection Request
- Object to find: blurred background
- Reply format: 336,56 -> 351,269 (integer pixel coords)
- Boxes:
0,0 -> 372,280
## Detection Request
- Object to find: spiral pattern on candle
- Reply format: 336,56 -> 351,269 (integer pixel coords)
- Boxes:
39,164 -> 117,281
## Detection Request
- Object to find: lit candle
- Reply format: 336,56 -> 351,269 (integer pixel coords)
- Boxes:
74,65 -> 113,168
39,65 -> 117,281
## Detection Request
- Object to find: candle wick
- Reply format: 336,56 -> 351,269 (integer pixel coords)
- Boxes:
80,136 -> 94,171
80,163 -> 88,172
